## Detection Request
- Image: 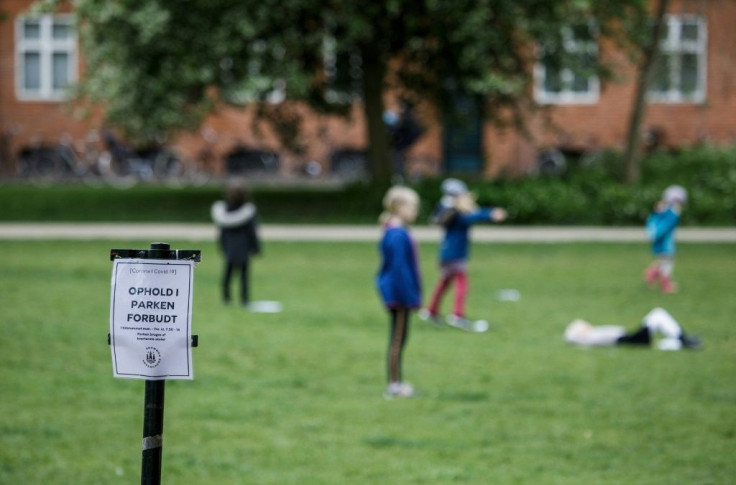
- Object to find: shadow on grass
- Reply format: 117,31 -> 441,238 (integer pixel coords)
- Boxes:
435,391 -> 490,402
363,436 -> 436,450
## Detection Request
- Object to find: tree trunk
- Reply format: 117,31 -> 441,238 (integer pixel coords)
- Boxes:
360,45 -> 392,186
623,0 -> 671,185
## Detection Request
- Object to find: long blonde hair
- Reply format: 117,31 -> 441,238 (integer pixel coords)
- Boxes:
379,186 -> 419,224
453,192 -> 479,214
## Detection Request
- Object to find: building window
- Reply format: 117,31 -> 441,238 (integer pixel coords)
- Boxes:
534,24 -> 600,105
15,15 -> 77,101
649,15 -> 707,103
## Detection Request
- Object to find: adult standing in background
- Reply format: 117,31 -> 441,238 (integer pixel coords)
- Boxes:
211,180 -> 261,306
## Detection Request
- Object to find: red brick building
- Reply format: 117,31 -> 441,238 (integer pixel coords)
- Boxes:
1,0 -> 735,179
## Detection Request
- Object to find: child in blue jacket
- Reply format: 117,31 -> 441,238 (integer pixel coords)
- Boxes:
421,179 -> 506,328
644,185 -> 687,293
376,186 -> 421,399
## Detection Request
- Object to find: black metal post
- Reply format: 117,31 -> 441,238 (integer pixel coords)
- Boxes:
141,242 -> 170,485
141,379 -> 165,485
110,242 -> 200,485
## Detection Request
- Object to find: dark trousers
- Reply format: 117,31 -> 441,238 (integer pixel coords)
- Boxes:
223,260 -> 249,304
387,308 -> 411,383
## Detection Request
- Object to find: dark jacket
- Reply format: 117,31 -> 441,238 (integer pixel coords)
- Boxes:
433,204 -> 492,263
211,201 -> 260,264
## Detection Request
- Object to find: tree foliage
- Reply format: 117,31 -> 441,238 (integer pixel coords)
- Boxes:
37,0 -> 647,182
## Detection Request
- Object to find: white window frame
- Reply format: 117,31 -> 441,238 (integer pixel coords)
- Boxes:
648,15 -> 707,104
15,14 -> 78,102
534,25 -> 600,105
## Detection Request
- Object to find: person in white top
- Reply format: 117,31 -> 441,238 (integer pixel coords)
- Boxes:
565,307 -> 701,351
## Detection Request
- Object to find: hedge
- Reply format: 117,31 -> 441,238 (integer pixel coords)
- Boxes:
1,144 -> 734,225
461,144 -> 736,226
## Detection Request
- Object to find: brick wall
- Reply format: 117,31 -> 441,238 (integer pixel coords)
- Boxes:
492,0 -> 736,177
2,0 -> 735,179
0,0 -> 94,173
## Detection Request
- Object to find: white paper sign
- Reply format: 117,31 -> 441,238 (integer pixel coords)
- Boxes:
110,259 -> 195,380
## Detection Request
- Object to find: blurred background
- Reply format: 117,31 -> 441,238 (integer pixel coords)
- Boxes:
0,0 -> 734,225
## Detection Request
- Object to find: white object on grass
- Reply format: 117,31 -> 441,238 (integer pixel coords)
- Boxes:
657,337 -> 682,351
497,289 -> 521,302
248,301 -> 283,313
564,320 -> 626,346
446,315 -> 489,333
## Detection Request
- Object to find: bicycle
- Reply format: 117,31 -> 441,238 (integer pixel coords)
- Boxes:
162,128 -> 218,188
100,130 -> 193,189
16,133 -> 105,186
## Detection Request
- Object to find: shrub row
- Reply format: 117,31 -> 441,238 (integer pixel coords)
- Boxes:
2,144 -> 734,225
426,144 -> 736,226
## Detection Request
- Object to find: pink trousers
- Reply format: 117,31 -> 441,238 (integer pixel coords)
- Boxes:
428,265 -> 468,317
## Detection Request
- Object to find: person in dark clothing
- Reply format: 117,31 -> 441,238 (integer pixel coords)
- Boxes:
385,99 -> 425,180
211,180 -> 260,305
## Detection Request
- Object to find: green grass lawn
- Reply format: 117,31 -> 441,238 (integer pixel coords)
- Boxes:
1,240 -> 734,484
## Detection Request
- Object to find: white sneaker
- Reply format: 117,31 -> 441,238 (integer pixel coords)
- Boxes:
446,314 -> 472,330
383,381 -> 415,399
418,309 -> 443,327
399,382 -> 415,397
446,315 -> 489,333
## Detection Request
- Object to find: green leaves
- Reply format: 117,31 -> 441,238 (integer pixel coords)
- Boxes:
47,0 -> 646,153
127,2 -> 170,45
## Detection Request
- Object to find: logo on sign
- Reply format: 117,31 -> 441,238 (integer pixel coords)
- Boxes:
143,347 -> 162,368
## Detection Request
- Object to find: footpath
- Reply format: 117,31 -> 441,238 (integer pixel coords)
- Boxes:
1,223 -> 735,243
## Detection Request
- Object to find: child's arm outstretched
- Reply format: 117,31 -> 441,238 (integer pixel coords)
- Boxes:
457,207 -> 507,225
490,207 -> 507,222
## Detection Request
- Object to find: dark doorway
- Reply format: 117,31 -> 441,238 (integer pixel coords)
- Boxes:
443,92 -> 483,174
